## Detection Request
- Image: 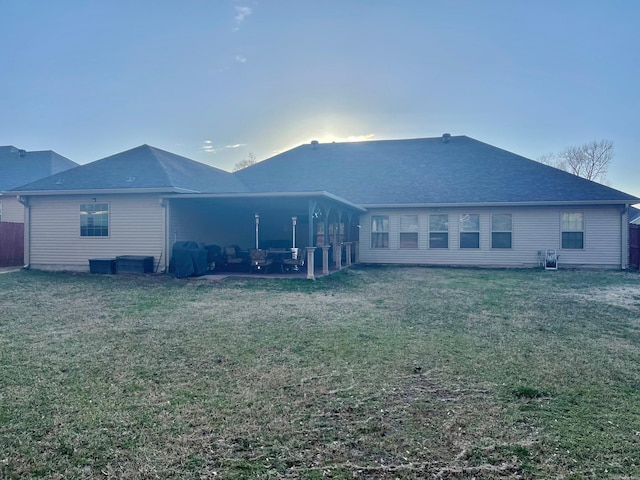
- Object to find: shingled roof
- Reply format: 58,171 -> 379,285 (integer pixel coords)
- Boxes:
12,145 -> 249,194
236,136 -> 639,206
0,146 -> 77,191
11,137 -> 639,206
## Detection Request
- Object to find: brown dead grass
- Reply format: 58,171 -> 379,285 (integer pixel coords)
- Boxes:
1,267 -> 639,478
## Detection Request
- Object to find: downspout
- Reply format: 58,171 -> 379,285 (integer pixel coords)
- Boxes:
160,198 -> 169,273
17,195 -> 30,268
621,205 -> 629,270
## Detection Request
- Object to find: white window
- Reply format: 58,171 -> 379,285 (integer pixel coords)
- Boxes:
561,212 -> 584,249
399,215 -> 418,248
80,203 -> 109,237
491,214 -> 512,249
371,215 -> 389,248
460,214 -> 480,249
429,214 -> 448,248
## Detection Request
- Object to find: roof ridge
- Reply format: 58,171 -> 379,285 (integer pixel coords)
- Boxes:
145,144 -> 234,173
142,145 -> 174,187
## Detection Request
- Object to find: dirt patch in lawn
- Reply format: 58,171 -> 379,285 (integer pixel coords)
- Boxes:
565,285 -> 640,311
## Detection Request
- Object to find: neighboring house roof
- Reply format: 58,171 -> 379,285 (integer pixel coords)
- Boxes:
0,145 -> 78,192
236,136 -> 639,206
12,144 -> 249,194
629,206 -> 640,224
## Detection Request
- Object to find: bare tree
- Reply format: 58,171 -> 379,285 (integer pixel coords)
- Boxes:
561,140 -> 614,182
538,139 -> 614,183
232,152 -> 257,172
537,152 -> 566,171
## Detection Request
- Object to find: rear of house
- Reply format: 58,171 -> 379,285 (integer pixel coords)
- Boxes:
11,136 -> 639,272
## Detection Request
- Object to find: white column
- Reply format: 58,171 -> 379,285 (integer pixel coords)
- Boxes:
321,245 -> 330,275
344,242 -> 352,266
306,247 -> 316,280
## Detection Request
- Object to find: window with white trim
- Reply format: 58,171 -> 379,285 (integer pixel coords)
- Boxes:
80,203 -> 109,237
561,212 -> 584,249
459,214 -> 480,248
399,215 -> 418,248
491,213 -> 512,249
371,215 -> 389,248
429,214 -> 448,248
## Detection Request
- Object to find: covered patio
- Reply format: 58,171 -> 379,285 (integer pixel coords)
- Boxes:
163,192 -> 364,279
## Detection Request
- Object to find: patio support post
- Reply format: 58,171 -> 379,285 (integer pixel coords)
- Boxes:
291,216 -> 297,250
306,247 -> 316,280
321,245 -> 330,275
254,214 -> 260,249
334,210 -> 343,268
308,200 -> 317,248
323,206 -> 331,253
344,242 -> 352,266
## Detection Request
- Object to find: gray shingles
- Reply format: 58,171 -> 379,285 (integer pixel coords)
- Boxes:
235,136 -> 639,204
10,137 -> 639,205
11,145 -> 249,194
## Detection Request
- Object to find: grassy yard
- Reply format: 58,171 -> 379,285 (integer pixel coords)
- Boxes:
1,266 -> 639,479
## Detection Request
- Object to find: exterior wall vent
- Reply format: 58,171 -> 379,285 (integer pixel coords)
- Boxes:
442,133 -> 451,143
311,140 -> 319,150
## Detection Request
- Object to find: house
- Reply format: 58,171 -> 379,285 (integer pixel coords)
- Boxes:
629,206 -> 640,225
0,145 -> 77,223
11,135 -> 639,273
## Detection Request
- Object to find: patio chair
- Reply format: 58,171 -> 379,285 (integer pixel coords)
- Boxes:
544,249 -> 559,270
249,248 -> 273,273
223,245 -> 247,270
281,247 -> 305,273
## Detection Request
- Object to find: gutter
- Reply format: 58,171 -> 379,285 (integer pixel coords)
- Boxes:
9,187 -> 196,196
360,199 -> 640,209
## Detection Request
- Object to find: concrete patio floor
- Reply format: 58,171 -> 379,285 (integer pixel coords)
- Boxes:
197,266 -> 345,281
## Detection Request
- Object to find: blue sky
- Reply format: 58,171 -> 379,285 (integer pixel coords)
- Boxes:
1,1 -> 639,199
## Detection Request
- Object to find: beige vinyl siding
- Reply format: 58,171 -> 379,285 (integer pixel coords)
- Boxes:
359,205 -> 624,268
29,194 -> 164,271
0,196 -> 25,223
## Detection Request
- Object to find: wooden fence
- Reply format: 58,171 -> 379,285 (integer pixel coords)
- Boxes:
630,224 -> 640,270
0,222 -> 24,267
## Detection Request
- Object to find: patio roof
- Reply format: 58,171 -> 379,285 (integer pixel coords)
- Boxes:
162,190 -> 367,214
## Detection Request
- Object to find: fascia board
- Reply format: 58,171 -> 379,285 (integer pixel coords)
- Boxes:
162,190 -> 367,212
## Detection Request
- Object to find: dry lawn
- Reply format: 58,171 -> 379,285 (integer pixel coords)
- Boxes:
1,266 -> 639,479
